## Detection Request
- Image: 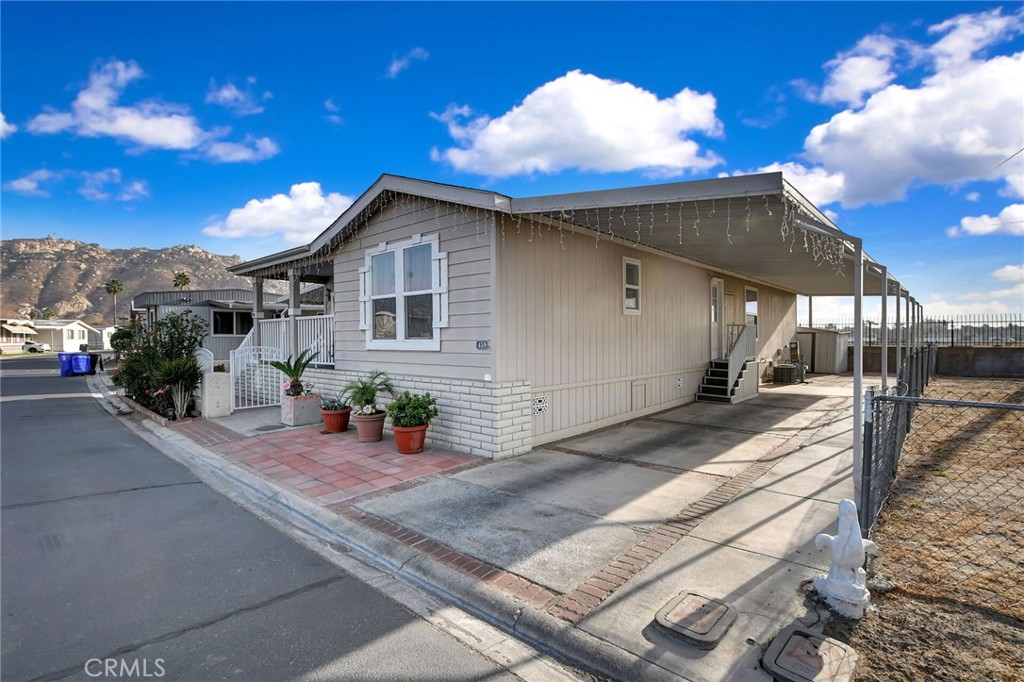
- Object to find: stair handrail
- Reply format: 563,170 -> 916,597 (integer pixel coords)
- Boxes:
726,323 -> 756,394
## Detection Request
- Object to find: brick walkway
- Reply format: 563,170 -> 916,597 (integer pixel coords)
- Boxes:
214,425 -> 478,506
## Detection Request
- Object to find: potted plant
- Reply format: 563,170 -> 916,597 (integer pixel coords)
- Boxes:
269,349 -> 320,426
342,370 -> 394,442
319,393 -> 351,433
386,391 -> 439,454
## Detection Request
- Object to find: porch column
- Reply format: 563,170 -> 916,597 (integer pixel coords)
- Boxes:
252,277 -> 264,347
894,286 -> 902,377
808,296 -> 814,328
880,267 -> 888,391
852,240 -> 865,504
288,269 -> 301,359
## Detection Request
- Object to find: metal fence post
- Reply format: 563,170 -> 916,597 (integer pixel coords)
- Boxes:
861,387 -> 875,537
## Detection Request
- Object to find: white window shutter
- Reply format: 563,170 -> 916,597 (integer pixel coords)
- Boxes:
433,250 -> 449,329
358,266 -> 369,331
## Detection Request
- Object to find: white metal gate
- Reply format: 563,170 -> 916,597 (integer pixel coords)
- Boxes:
229,345 -> 283,411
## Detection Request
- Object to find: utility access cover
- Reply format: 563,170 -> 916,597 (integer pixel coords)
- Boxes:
761,628 -> 857,682
654,592 -> 736,649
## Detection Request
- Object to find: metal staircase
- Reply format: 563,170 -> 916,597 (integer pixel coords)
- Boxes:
696,323 -> 757,404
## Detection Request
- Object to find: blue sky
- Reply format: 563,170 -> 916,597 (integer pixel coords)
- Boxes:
2,2 -> 1022,318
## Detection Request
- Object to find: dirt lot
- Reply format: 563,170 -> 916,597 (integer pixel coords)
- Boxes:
827,377 -> 1024,682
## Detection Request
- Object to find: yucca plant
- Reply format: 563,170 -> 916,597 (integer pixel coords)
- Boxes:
269,349 -> 319,396
158,356 -> 202,420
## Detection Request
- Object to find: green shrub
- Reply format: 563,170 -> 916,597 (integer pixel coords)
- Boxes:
116,312 -> 208,418
385,391 -> 438,427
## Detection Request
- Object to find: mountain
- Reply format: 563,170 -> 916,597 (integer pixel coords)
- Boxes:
0,237 -> 278,324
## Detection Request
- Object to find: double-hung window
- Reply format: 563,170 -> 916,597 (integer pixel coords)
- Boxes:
623,257 -> 641,315
360,234 -> 448,351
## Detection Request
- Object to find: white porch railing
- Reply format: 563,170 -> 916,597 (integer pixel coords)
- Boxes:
233,314 -> 335,366
726,323 -> 757,395
297,314 -> 334,365
258,318 -> 288,355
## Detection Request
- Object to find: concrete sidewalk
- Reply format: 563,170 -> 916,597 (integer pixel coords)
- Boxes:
92,372 -> 857,682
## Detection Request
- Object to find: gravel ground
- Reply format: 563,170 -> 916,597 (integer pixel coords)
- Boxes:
827,377 -> 1024,681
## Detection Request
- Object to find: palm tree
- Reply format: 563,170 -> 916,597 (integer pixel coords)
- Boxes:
105,279 -> 124,325
40,307 -> 56,320
173,271 -> 191,291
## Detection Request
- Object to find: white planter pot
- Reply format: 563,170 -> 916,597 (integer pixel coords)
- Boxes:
281,394 -> 321,426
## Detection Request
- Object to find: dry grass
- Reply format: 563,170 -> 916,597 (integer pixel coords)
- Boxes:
828,377 -> 1024,681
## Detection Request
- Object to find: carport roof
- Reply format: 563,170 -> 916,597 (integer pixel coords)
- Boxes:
229,172 -> 899,296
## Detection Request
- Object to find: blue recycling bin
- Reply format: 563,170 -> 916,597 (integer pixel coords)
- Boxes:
58,352 -> 94,377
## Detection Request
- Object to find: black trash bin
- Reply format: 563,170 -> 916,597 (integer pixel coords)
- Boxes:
88,353 -> 103,375
79,343 -> 89,352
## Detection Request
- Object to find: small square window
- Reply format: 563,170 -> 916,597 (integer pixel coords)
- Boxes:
623,258 -> 641,315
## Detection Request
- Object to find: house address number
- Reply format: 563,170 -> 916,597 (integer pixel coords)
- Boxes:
476,340 -> 490,351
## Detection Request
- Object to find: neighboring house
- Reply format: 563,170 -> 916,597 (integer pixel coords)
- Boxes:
88,326 -> 117,352
227,172 -> 903,460
132,288 -> 328,361
0,319 -> 39,353
30,319 -> 100,352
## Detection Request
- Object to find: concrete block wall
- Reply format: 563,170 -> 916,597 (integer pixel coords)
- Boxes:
306,368 -> 533,459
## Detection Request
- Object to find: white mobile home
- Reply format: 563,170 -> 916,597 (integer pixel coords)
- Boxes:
228,173 -> 905,460
30,320 -> 100,353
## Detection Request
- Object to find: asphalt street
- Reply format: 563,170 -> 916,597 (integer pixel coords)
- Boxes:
0,355 -> 520,682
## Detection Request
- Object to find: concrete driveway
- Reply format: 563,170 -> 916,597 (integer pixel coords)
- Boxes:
354,375 -> 857,681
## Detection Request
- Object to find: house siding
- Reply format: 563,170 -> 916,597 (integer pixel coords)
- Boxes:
331,197 -> 496,381
495,222 -> 797,445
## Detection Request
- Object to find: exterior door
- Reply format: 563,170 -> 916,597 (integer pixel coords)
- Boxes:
710,278 -> 725,360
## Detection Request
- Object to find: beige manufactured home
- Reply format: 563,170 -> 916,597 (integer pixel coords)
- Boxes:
229,172 -> 896,459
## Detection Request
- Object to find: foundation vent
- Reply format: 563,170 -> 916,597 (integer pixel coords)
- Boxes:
532,395 -> 549,416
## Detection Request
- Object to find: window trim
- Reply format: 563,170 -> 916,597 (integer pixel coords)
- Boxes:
359,233 -> 448,351
623,257 -> 642,316
744,285 -> 759,338
211,311 -> 253,337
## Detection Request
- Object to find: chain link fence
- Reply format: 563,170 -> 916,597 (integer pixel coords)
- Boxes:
860,361 -> 1024,620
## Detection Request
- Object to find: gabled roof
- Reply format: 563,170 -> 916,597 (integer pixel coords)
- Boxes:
228,172 -> 902,297
31,319 -> 100,333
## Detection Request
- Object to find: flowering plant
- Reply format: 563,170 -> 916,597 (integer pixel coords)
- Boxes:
269,350 -> 319,398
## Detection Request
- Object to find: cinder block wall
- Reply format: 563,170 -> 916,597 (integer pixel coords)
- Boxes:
306,368 -> 533,459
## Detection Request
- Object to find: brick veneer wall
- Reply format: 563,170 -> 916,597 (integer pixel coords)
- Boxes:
306,368 -> 533,459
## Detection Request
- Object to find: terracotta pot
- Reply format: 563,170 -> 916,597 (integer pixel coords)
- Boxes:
320,407 -> 352,433
353,411 -> 386,443
393,424 -> 429,454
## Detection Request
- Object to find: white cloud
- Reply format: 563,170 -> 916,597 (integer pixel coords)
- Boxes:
203,182 -> 354,244
79,168 -> 148,201
324,97 -> 343,125
818,35 -> 904,107
387,47 -> 429,78
203,135 -> 280,163
3,169 -> 61,196
26,59 -> 278,164
0,112 -> 17,139
432,70 -> 723,178
805,52 -> 1024,206
946,203 -> 1024,237
960,282 -> 1024,301
795,7 -> 1024,207
924,295 -> 1020,316
754,162 -> 846,207
966,191 -> 981,202
993,264 -> 1024,282
206,78 -> 267,116
928,6 -> 1024,70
